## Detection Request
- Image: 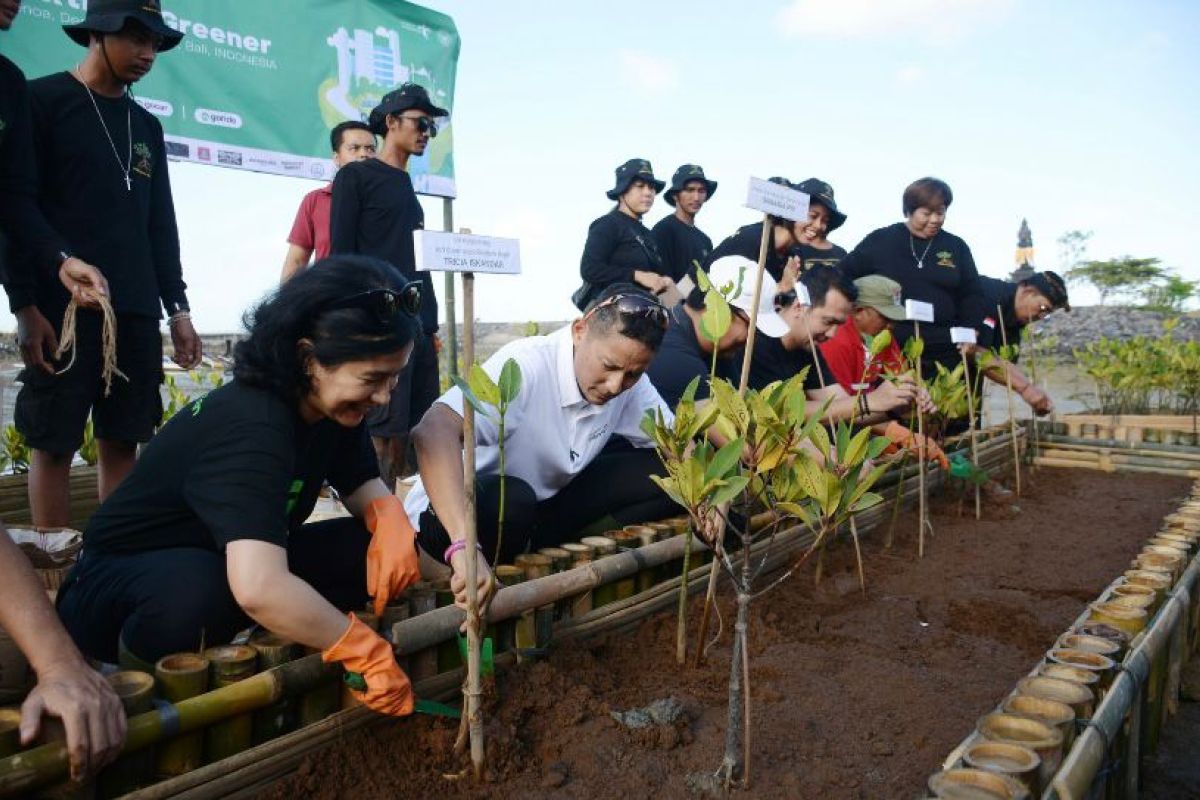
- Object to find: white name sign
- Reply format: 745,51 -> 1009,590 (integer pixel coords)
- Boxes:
950,326 -> 978,345
414,230 -> 522,275
794,284 -> 811,306
904,299 -> 935,323
744,177 -> 810,222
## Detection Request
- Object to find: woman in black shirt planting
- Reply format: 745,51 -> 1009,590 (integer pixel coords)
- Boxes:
57,257 -> 429,717
576,158 -> 670,309
839,177 -> 984,370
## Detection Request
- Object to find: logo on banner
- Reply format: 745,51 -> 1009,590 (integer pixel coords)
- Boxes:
197,146 -> 212,162
194,108 -> 244,129
165,141 -> 190,158
217,150 -> 243,166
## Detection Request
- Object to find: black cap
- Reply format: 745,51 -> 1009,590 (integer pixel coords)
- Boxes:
794,178 -> 847,232
1026,270 -> 1071,312
606,159 -> 665,201
664,164 -> 718,207
367,83 -> 450,135
63,0 -> 184,52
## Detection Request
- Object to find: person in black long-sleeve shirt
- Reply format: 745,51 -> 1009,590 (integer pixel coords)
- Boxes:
330,82 -> 446,486
8,5 -> 201,529
651,164 -> 717,286
839,177 -> 984,372
575,158 -> 669,310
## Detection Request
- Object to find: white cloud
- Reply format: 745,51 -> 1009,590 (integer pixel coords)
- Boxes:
776,0 -> 1010,39
617,49 -> 679,94
895,65 -> 925,86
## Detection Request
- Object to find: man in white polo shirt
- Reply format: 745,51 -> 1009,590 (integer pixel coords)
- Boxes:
407,283 -> 675,610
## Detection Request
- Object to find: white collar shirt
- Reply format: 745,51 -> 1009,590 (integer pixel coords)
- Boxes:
403,325 -> 674,529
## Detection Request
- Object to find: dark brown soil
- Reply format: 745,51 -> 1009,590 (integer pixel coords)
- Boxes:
262,468 -> 1190,800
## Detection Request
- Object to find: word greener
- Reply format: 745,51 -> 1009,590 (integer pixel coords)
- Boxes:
162,11 -> 272,54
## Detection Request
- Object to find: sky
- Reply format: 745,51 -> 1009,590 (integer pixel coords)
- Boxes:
4,0 -> 1199,333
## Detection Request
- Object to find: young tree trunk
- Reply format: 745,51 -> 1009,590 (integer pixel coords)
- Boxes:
720,591 -> 749,787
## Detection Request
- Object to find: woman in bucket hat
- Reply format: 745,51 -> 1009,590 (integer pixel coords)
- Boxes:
575,159 -> 673,310
789,177 -> 849,272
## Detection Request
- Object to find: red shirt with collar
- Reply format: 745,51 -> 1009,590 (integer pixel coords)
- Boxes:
819,317 -> 905,393
286,183 -> 332,260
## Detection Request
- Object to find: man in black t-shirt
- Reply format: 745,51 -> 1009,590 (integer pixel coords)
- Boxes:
742,264 -> 946,467
651,165 -> 716,287
330,83 -> 447,487
9,2 -> 201,529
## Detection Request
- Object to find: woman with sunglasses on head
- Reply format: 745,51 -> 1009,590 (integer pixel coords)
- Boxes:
57,257 -> 423,718
575,159 -> 674,310
960,271 -> 1071,415
839,177 -> 986,373
409,284 -> 678,596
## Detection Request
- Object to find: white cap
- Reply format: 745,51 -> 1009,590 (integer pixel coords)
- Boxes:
705,256 -> 790,338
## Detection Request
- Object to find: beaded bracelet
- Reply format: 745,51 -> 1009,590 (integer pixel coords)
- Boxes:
443,539 -> 482,565
168,310 -> 191,327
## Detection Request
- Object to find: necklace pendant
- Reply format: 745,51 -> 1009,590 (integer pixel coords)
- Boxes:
124,175 -> 132,191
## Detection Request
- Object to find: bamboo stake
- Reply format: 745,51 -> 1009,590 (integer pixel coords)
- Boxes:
914,320 -> 929,557
997,304 -> 1022,496
960,346 -> 981,519
459,267 -> 485,781
693,215 -> 772,667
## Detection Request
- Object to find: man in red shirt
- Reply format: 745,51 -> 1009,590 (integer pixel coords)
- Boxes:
280,121 -> 376,281
820,274 -> 906,394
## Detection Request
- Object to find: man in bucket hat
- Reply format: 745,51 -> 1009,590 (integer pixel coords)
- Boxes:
7,0 -> 201,532
0,1 -> 128,783
652,164 -> 717,291
818,274 -> 906,394
331,82 -> 449,486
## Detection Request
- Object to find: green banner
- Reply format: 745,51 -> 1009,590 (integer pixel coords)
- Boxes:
7,0 -> 460,196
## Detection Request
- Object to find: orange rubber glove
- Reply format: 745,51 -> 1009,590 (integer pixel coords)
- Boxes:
322,613 -> 413,716
883,421 -> 950,470
365,495 -> 422,616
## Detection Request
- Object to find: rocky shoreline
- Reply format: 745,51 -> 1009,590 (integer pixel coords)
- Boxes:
1029,306 -> 1200,358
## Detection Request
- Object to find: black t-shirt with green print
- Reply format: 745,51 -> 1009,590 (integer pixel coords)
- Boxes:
83,379 -> 378,554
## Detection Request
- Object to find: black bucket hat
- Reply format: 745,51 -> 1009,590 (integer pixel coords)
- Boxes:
63,0 -> 184,52
664,164 -> 718,207
368,83 -> 450,135
606,159 -> 665,201
795,178 -> 847,232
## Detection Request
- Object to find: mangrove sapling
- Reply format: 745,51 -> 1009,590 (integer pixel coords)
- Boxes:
642,373 -> 891,789
996,305 -> 1023,496
454,359 -> 523,564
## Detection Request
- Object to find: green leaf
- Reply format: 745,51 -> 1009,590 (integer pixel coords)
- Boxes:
453,376 -> 494,419
698,289 -> 732,343
776,500 -> 818,528
466,363 -> 501,407
867,434 -> 891,460
709,475 -> 751,506
835,422 -> 851,461
842,426 -> 872,468
809,422 -> 831,460
903,336 -> 925,362
794,457 -> 825,501
851,492 -> 885,512
868,329 -> 893,358
679,375 -> 701,405
705,438 -> 744,483
695,266 -> 713,292
498,358 -> 523,404
709,379 -> 750,436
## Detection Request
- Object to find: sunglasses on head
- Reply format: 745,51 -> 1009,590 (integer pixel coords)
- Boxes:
582,293 -> 668,329
322,285 -> 421,322
395,115 -> 438,137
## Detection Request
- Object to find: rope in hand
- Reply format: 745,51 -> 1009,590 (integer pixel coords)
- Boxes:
55,294 -> 128,397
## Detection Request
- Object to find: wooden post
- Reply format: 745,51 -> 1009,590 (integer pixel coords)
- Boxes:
693,215 -> 772,666
460,266 -> 485,780
915,320 -> 929,557
442,198 -> 458,380
960,347 -> 981,519
997,304 -> 1022,496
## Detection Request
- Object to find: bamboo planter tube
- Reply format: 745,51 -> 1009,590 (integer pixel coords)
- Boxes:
101,670 -> 157,797
155,654 -> 209,779
202,646 -> 257,764
249,633 -> 299,745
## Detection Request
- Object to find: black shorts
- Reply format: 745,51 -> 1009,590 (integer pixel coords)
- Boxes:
367,331 -> 439,438
15,310 -> 163,454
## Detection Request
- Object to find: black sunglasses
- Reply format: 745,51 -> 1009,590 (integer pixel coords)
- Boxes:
582,293 -> 668,329
395,115 -> 438,137
322,286 -> 421,322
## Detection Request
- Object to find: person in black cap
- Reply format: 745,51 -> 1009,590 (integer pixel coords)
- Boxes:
6,0 -> 200,531
330,82 -> 448,487
651,164 -> 717,288
704,177 -> 813,285
961,271 -> 1070,415
575,158 -> 672,310
789,177 -> 849,273
0,5 -> 127,776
